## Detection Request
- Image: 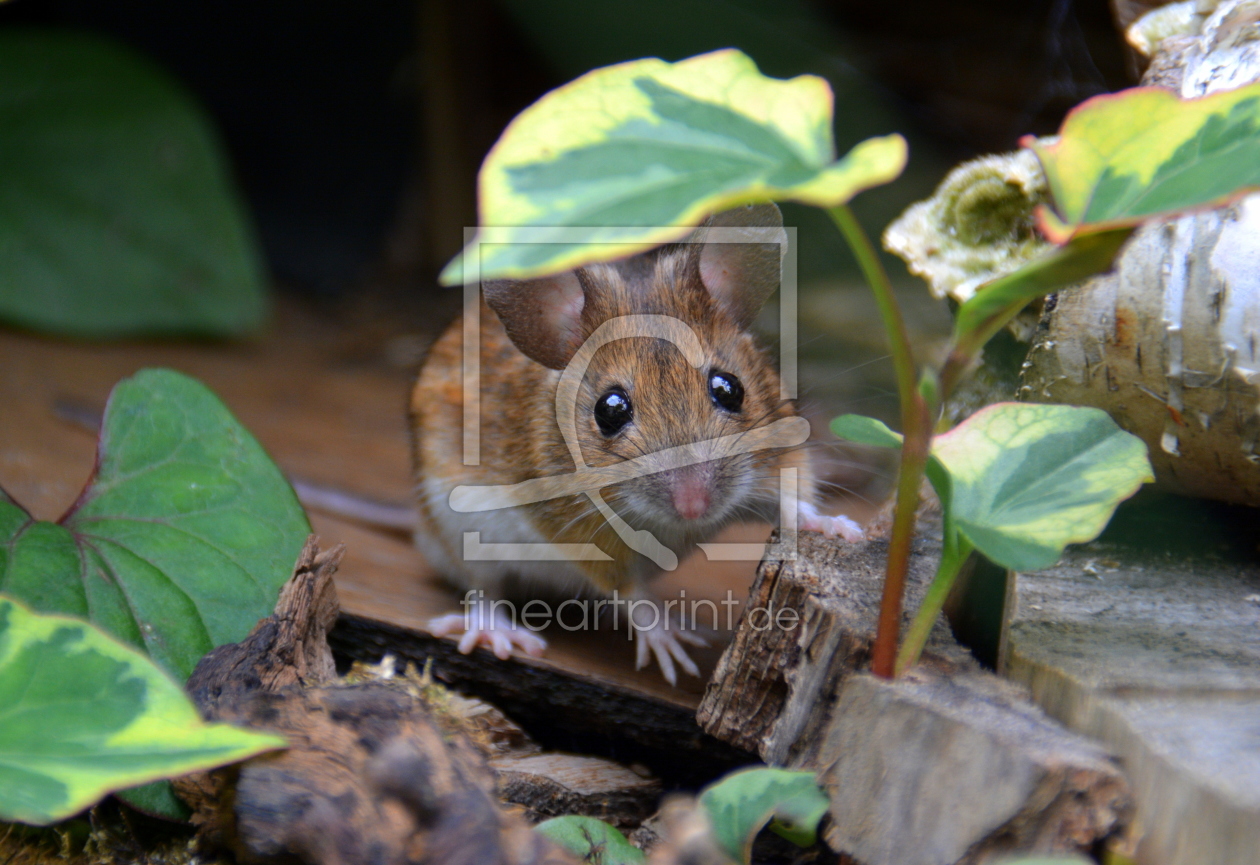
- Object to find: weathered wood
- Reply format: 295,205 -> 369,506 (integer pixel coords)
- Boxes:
1004,541 -> 1260,865
185,535 -> 342,712
179,682 -> 574,865
174,540 -> 577,865
490,753 -> 660,828
408,678 -> 663,829
330,609 -> 753,787
699,530 -> 1133,862
697,529 -> 966,765
817,669 -> 1131,865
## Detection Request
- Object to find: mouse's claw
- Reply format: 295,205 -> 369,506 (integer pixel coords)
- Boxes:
631,611 -> 705,686
428,607 -> 547,660
796,501 -> 865,542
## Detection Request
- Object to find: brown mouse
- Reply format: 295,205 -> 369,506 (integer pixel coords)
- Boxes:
410,204 -> 863,683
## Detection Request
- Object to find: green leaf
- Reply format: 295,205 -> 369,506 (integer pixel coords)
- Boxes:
0,595 -> 284,826
1025,82 -> 1260,243
950,228 -> 1133,360
535,815 -> 645,865
829,414 -> 903,450
0,29 -> 268,338
441,49 -> 906,284
829,414 -> 952,507
931,403 -> 1153,571
698,767 -> 829,863
0,368 -> 310,682
117,780 -> 192,821
831,406 -> 1152,572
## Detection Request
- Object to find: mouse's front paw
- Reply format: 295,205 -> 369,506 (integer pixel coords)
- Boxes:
632,615 -> 707,686
428,607 -> 547,660
797,501 -> 865,542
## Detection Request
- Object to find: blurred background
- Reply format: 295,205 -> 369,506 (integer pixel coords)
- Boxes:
0,0 -> 1139,503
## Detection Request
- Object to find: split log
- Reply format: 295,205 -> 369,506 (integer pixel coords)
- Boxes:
818,669 -> 1131,865
371,676 -> 663,828
330,611 -> 752,787
697,529 -> 968,765
173,537 -> 576,865
698,531 -> 1132,863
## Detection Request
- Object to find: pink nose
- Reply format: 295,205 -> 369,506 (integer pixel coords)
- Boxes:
672,476 -> 711,520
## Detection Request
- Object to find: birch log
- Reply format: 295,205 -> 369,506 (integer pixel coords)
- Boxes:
1020,0 -> 1260,506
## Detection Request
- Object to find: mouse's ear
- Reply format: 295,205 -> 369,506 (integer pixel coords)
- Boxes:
483,272 -> 586,370
697,203 -> 785,328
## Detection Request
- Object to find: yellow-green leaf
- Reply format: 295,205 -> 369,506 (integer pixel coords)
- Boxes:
441,49 -> 906,284
950,227 -> 1133,360
1026,83 -> 1260,243
831,405 -> 1153,571
0,595 -> 284,826
931,403 -> 1153,571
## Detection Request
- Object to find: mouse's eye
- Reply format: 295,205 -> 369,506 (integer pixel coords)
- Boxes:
594,389 -> 633,436
709,370 -> 744,413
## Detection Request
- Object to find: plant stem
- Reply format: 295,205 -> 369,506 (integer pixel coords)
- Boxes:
828,204 -> 933,678
826,206 -> 918,434
895,535 -> 973,675
876,425 -> 931,677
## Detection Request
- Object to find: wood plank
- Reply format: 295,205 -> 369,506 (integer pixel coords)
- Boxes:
1003,541 -> 1260,865
489,753 -> 660,828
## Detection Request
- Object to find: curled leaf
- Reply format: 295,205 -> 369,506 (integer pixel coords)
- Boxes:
1026,82 -> 1260,243
698,767 -> 828,863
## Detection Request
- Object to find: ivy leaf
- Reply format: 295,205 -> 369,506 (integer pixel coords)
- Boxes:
0,595 -> 284,826
698,767 -> 829,863
535,815 -> 645,865
1025,82 -> 1260,243
441,49 -> 906,284
931,403 -> 1152,571
831,405 -> 1153,571
0,368 -> 310,682
0,30 -> 267,338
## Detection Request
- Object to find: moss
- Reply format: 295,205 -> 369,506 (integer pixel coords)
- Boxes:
0,800 -> 224,865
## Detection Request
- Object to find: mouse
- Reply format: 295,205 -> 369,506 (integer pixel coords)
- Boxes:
410,203 -> 864,684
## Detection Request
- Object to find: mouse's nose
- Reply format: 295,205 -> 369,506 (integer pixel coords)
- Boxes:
670,468 -> 712,520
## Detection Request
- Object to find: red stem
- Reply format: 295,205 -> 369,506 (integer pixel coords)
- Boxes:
828,204 -> 929,679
